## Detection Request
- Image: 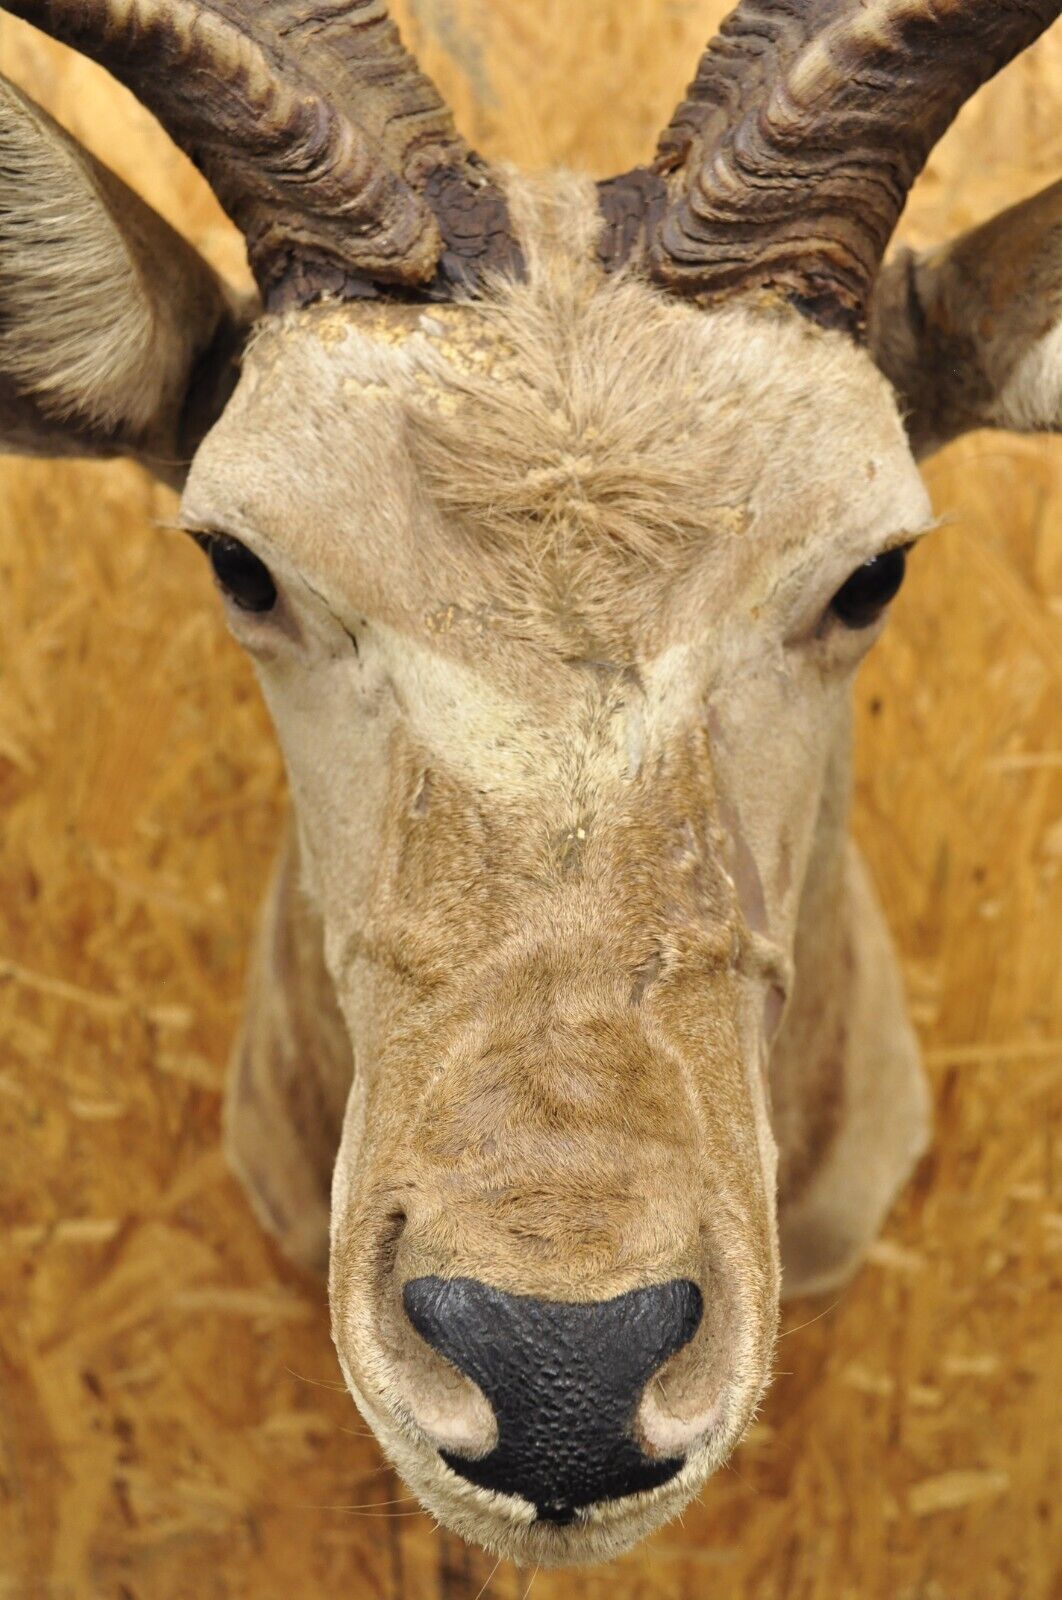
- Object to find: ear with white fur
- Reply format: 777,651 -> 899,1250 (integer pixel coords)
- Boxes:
0,74 -> 245,487
870,180 -> 1062,461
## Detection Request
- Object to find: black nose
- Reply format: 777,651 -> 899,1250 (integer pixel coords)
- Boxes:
402,1276 -> 702,1524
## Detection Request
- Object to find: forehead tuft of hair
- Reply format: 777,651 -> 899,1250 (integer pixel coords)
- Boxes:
404,268 -> 762,655
394,177 -> 884,658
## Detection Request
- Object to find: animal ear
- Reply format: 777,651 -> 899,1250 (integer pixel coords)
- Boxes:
0,74 -> 245,486
870,180 -> 1062,461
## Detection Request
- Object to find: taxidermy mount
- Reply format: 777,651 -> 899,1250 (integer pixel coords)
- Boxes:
1,0 -> 1060,1568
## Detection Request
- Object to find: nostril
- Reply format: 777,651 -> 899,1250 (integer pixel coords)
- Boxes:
403,1277 -> 702,1521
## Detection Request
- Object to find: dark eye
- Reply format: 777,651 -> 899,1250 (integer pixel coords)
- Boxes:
194,532 -> 277,614
830,546 -> 907,630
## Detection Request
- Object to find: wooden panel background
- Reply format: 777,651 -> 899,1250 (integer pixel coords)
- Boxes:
0,4 -> 1059,1597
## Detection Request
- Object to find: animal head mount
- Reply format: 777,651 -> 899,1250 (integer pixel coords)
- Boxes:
1,0 -> 1059,1570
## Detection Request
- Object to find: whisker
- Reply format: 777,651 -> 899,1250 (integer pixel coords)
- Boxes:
777,1293 -> 846,1339
724,1456 -> 757,1494
316,1508 -> 427,1520
305,1496 -> 421,1512
472,1555 -> 503,1600
284,1364 -> 348,1391
345,1464 -> 400,1488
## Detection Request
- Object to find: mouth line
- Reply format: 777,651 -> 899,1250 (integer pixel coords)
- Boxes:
536,1501 -> 586,1528
440,1450 -> 705,1536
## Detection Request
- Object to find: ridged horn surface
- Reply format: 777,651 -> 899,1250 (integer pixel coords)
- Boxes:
648,0 -> 1061,334
6,1 -> 520,306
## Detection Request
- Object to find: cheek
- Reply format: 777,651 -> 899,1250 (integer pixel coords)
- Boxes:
254,657 -> 397,917
707,674 -> 849,936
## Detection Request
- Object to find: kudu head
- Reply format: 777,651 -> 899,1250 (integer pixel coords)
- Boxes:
2,0 -> 1059,1567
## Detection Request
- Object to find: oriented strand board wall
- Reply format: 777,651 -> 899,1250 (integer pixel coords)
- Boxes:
0,5 -> 1059,1598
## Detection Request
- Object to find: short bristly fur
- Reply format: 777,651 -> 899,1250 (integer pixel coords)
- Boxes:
0,0 -> 1060,1572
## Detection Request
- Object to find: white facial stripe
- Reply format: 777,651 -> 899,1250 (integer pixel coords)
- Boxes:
372,624 -> 722,802
373,621 -> 571,793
